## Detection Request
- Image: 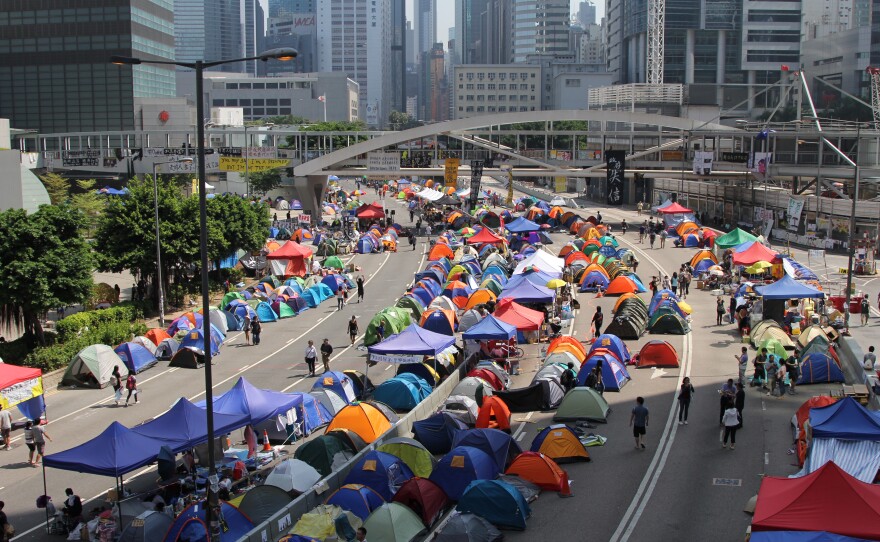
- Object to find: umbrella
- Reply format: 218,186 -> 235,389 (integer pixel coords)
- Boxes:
546,279 -> 567,289
745,261 -> 772,274
458,227 -> 477,237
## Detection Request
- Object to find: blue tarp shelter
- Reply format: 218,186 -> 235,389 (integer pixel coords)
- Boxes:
756,275 -> 826,299
179,325 -> 224,356
412,413 -> 467,455
131,398 -> 247,453
255,302 -> 279,322
367,324 -> 455,361
810,397 -> 880,441
43,422 -> 165,477
577,352 -> 631,391
456,479 -> 530,530
498,280 -> 556,304
343,451 -> 414,500
373,377 -> 427,410
462,315 -> 517,341
163,501 -> 254,542
797,353 -> 845,385
505,217 -> 541,233
113,342 -> 158,374
452,428 -> 522,471
429,446 -> 499,500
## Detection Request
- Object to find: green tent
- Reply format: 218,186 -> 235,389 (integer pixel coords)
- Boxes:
363,503 -> 426,542
259,275 -> 281,288
582,244 -> 600,256
276,303 -> 296,319
61,344 -> 123,388
648,309 -> 690,334
317,239 -> 338,257
376,437 -> 436,478
365,307 -> 412,346
395,296 -> 425,321
324,255 -> 345,269
554,387 -> 610,422
714,228 -> 758,249
221,292 -> 244,309
759,337 -> 787,360
480,278 -> 503,296
294,434 -> 355,476
247,298 -> 261,309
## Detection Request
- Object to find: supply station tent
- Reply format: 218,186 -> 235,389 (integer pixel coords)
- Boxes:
43,421 -> 165,477
130,398 -> 247,454
0,364 -> 44,419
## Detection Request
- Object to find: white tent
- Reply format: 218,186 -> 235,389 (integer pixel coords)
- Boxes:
130,336 -> 158,355
310,389 -> 348,415
265,459 -> 322,495
451,376 -> 494,402
440,395 -> 479,426
513,248 -> 564,275
458,309 -> 484,332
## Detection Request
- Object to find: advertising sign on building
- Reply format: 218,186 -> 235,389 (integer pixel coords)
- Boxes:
367,151 -> 401,172
444,158 -> 460,187
606,150 -> 625,206
365,102 -> 379,126
787,197 -> 805,231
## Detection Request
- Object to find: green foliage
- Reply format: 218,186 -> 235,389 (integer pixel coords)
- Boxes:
247,170 -> 284,195
23,320 -> 147,371
206,195 -> 271,260
0,205 -> 94,345
70,179 -> 104,236
286,120 -> 370,150
388,111 -> 423,130
260,115 -> 308,126
0,335 -> 43,365
54,303 -> 144,343
40,172 -> 71,204
225,267 -> 244,284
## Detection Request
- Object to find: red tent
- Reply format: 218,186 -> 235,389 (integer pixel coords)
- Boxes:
467,368 -> 505,391
392,477 -> 450,527
635,341 -> 680,368
0,364 -> 41,393
657,202 -> 693,214
751,462 -> 880,540
494,299 -> 544,331
356,203 -> 385,219
266,241 -> 313,277
466,228 -> 507,245
732,243 -> 779,266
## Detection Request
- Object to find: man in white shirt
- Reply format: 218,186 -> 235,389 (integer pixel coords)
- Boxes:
864,346 -> 877,371
0,406 -> 12,450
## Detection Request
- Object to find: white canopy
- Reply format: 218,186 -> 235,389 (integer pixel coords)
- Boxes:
513,248 -> 565,275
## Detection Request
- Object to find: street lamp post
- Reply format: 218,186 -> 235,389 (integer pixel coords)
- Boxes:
844,126 -> 862,330
152,158 -> 193,327
112,47 -> 296,541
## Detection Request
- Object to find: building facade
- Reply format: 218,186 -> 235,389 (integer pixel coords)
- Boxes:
0,0 -> 176,133
511,0 -> 571,62
452,64 -> 541,119
454,0 -> 490,64
268,0 -> 315,17
419,43 -> 448,121
265,13 -> 317,75
175,0 -> 243,72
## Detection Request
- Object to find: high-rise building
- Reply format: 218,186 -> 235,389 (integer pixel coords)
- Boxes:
265,14 -> 317,75
419,43 -> 448,121
577,1 -> 597,27
391,0 -> 407,113
406,21 -> 416,66
317,0 -> 392,126
0,0 -> 176,133
415,0 -> 437,59
269,0 -> 315,17
243,0 -> 265,76
511,0 -> 571,62
480,0 -> 512,64
454,0 -> 490,64
175,0 -> 243,72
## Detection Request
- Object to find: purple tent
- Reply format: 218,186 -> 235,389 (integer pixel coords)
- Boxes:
505,217 -> 541,233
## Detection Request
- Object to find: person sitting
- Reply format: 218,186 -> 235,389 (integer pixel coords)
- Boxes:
62,488 -> 83,525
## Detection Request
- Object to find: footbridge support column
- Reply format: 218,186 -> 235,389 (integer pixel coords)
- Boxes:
291,174 -> 328,219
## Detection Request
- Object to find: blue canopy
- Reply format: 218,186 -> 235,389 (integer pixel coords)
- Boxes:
750,532 -> 874,542
810,397 -> 880,441
132,398 -> 248,453
198,377 -> 312,426
179,325 -> 224,356
368,324 -> 455,359
505,217 -> 541,233
43,421 -> 165,477
114,342 -> 158,374
756,275 -> 825,300
499,280 -> 555,304
462,315 -> 517,341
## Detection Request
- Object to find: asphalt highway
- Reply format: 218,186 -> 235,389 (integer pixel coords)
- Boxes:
1,181 -> 844,542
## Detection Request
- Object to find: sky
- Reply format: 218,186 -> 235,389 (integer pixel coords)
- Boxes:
430,0 -> 606,44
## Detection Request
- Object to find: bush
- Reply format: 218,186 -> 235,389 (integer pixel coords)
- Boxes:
23,321 -> 147,372
55,303 -> 145,342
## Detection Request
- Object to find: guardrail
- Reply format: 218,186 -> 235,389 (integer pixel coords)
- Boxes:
241,364 -> 464,541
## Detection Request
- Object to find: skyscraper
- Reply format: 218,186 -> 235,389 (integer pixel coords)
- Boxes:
269,0 -> 316,17
454,0 -> 489,64
243,0 -> 265,76
0,0 -> 176,133
511,0 -> 570,62
577,1 -> 597,26
415,0 -> 437,59
175,0 -> 243,72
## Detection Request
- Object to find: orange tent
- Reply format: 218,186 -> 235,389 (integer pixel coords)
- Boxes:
605,276 -> 639,295
613,292 -> 639,312
526,208 -> 544,221
565,252 -> 590,266
795,396 -> 838,466
144,328 -> 172,346
558,245 -> 578,258
675,221 -> 699,236
419,307 -> 458,333
548,206 -> 565,218
325,402 -> 392,444
635,341 -> 680,368
265,240 -> 281,252
428,243 -> 455,261
569,221 -> 585,234
446,211 -> 464,224
560,211 -> 576,224
476,396 -> 511,431
464,289 -> 497,311
505,452 -> 571,494
547,336 -> 587,359
180,311 -> 200,326
425,179 -> 435,188
689,250 -> 718,267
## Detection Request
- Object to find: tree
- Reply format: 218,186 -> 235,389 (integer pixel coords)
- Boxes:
206,195 -> 270,262
40,172 -> 71,204
388,111 -> 423,130
261,115 -> 308,126
288,120 -> 370,151
70,179 -> 105,237
0,205 -> 93,345
247,169 -> 284,195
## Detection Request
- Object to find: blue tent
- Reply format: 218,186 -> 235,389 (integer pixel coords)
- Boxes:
429,446 -> 499,500
627,273 -> 648,293
648,290 -> 681,315
311,371 -> 357,404
43,421 -> 165,477
418,277 -> 444,295
577,352 -> 631,391
415,269 -> 445,285
756,275 -> 826,300
285,295 -> 309,314
131,398 -> 247,454
397,363 -> 439,386
797,353 -> 845,385
255,301 -> 279,322
394,372 -> 433,396
452,428 -> 522,471
682,233 -> 701,247
179,325 -> 224,356
809,397 -> 880,441
482,264 -> 508,279
199,378 -> 330,432
782,256 -> 819,281
356,238 -> 375,253
283,279 -> 304,294
498,280 -> 555,304
456,479 -> 530,531
324,484 -> 385,521
462,315 -> 517,341
421,310 -> 456,335
217,309 -> 242,331
652,299 -> 688,319
589,334 -> 632,363
373,377 -> 426,410
302,283 -> 334,307
411,287 -> 436,307
693,258 -> 716,273
579,270 -> 610,292
505,217 -> 541,233
343,451 -> 414,500
321,275 -> 347,293
367,324 -> 455,358
504,270 -> 558,289
599,245 -> 618,257
113,342 -> 158,374
163,501 -> 253,542
412,412 -> 468,455
232,304 -> 258,321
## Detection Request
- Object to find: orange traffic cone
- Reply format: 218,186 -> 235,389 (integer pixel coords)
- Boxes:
262,429 -> 272,452
559,472 -> 573,498
225,436 -> 232,449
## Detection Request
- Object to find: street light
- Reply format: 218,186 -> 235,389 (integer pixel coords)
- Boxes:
112,46 -> 297,541
152,157 -> 194,327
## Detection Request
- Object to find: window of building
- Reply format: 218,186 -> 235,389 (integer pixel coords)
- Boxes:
488,73 -> 495,80
520,84 -> 528,90
488,95 -> 495,101
520,95 -> 528,101
212,99 -> 223,106
498,106 -> 506,112
499,73 -> 506,80
466,83 -> 474,89
281,108 -> 291,114
239,99 -> 251,105
253,99 -> 264,106
499,84 -> 506,90
477,83 -> 485,90
467,95 -> 474,100
509,95 -> 517,101
239,83 -> 251,89
466,106 -> 474,112
477,106 -> 484,112
488,106 -> 496,112
253,108 -> 265,116
476,95 -> 484,101
565,79 -> 580,87
266,83 -> 278,89
499,95 -> 506,101
225,99 -> 238,106
488,83 -> 496,90
226,83 -> 239,89
477,73 -> 484,80
280,98 -> 291,105
266,98 -> 278,106
253,83 -> 265,89
466,72 -> 474,80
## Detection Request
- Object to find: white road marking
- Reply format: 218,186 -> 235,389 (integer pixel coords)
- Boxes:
762,400 -> 766,411
765,452 -> 770,465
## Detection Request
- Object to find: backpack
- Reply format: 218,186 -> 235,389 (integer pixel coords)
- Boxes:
126,375 -> 136,390
585,371 -> 597,389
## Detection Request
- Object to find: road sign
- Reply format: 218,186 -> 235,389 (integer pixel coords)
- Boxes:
218,157 -> 289,172
444,158 -> 460,187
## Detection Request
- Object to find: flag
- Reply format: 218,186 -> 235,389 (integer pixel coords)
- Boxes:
317,95 -> 326,102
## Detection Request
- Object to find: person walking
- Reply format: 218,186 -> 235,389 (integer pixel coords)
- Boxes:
591,307 -> 604,338
681,270 -> 691,298
29,419 -> 51,466
348,316 -> 359,346
753,348 -> 768,390
861,296 -> 870,326
659,228 -> 667,248
560,362 -> 577,392
320,339 -> 333,374
337,287 -> 345,310
670,273 -> 678,295
785,354 -> 799,394
621,219 -> 628,235
722,403 -> 740,449
111,365 -> 123,406
648,230 -> 656,249
304,340 -> 318,376
0,406 -> 12,451
719,378 -> 736,424
638,223 -> 646,243
124,372 -> 139,406
356,276 -> 365,303
717,298 -> 726,325
637,201 -> 643,215
251,317 -> 262,346
736,347 -> 749,385
0,500 -> 11,542
863,346 -> 877,371
661,275 -> 671,290
242,315 -> 252,345
630,397 -> 649,449
735,382 -> 745,427
677,377 -> 694,425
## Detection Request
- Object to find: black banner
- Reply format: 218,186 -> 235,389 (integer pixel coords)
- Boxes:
469,160 -> 484,209
721,152 -> 749,163
606,150 -> 625,206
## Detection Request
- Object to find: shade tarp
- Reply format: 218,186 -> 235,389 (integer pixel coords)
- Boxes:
756,275 -> 825,300
132,398 -> 248,453
198,377 -> 309,426
368,324 -> 455,363
714,228 -> 758,249
798,438 -> 880,484
43,421 -> 166,477
656,201 -> 692,214
498,281 -> 556,304
462,315 -> 517,341
505,217 -> 541,233
731,243 -> 778,266
466,228 -> 507,245
809,397 -> 880,441
0,364 -> 42,410
494,299 -> 544,331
